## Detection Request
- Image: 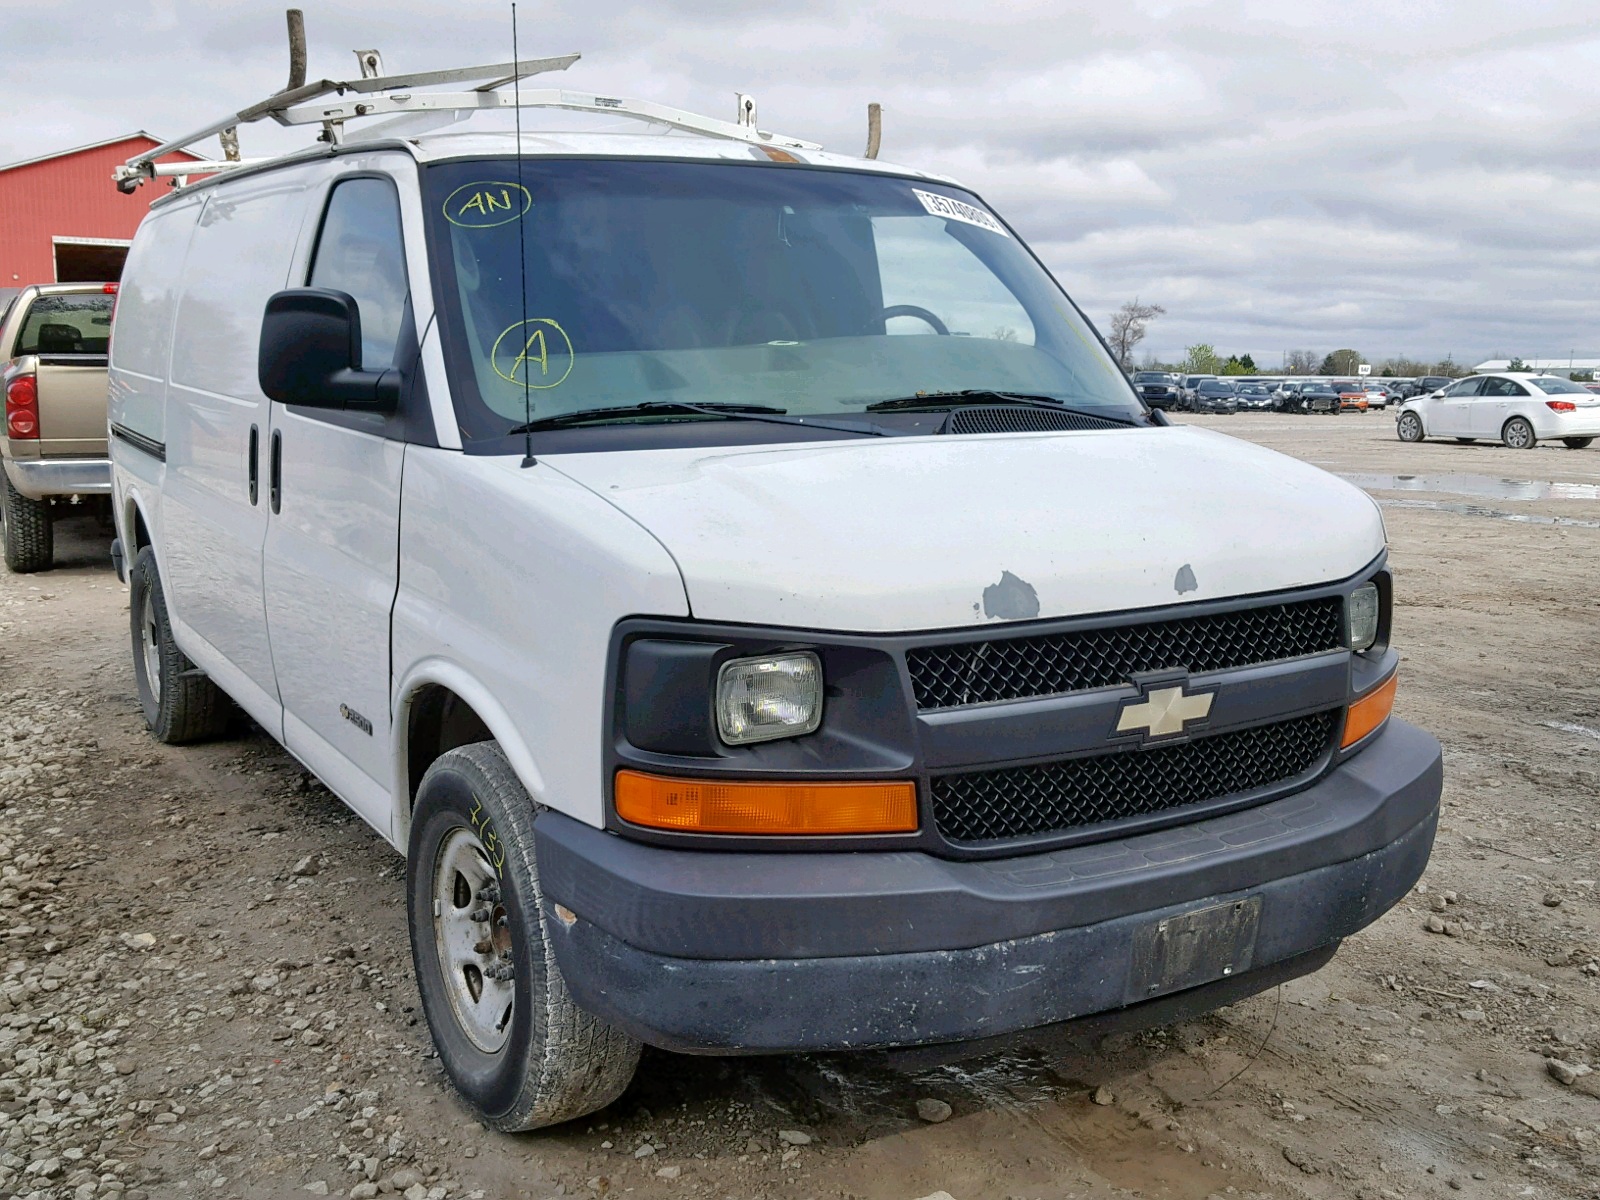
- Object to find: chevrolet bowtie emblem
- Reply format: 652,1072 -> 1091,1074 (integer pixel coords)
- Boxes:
1116,685 -> 1214,740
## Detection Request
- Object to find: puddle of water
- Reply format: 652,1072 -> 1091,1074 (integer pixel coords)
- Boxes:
1341,472 -> 1600,501
1374,497 -> 1600,529
1542,721 -> 1600,742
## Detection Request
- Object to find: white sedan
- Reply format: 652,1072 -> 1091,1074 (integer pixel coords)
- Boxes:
1394,373 -> 1600,449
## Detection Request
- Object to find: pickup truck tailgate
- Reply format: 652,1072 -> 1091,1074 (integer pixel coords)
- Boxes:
34,359 -> 109,454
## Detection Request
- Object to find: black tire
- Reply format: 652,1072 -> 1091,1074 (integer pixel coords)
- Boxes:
1502,417 -> 1536,449
1397,412 -> 1424,442
1,472 -> 53,573
1562,437 -> 1594,449
129,546 -> 233,743
407,743 -> 640,1131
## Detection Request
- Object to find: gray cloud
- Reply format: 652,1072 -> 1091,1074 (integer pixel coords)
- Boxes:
3,0 -> 1597,365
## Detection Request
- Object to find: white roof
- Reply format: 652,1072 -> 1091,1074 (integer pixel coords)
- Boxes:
0,130 -> 200,174
1473,357 -> 1600,373
403,127 -> 940,180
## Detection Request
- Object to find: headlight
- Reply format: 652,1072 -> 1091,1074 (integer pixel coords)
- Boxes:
715,652 -> 823,745
1347,583 -> 1380,652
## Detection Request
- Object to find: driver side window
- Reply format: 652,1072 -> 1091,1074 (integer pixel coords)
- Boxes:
308,177 -> 409,372
872,217 -> 1035,344
1444,378 -> 1484,397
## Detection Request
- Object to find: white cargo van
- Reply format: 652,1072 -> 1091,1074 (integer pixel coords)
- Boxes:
107,69 -> 1441,1131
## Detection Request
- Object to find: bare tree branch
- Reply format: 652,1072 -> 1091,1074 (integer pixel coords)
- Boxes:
1107,299 -> 1165,371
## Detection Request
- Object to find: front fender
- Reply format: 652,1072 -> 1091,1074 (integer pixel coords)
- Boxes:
390,657 -> 550,852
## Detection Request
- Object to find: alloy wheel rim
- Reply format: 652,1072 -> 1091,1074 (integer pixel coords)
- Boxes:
432,826 -> 515,1054
1401,415 -> 1420,440
1508,422 -> 1531,448
140,591 -> 162,695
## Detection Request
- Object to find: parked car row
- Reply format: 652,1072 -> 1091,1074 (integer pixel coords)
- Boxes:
1132,372 -> 1403,415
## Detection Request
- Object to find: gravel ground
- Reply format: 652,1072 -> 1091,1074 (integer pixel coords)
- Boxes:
0,414 -> 1596,1200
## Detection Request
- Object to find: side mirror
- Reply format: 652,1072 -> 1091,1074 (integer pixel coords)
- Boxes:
258,288 -> 400,412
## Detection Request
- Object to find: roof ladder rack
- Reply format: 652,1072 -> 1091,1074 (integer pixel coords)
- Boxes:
115,49 -> 822,192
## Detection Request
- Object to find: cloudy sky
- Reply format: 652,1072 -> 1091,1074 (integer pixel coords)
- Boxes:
4,0 -> 1597,367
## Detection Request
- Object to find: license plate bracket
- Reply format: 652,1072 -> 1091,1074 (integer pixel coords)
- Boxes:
1127,897 -> 1262,1004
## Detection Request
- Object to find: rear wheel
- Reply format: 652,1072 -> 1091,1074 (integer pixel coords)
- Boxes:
1562,437 -> 1594,449
1502,417 -> 1536,449
1397,412 -> 1424,442
129,546 -> 233,743
1,473 -> 53,573
407,742 -> 640,1131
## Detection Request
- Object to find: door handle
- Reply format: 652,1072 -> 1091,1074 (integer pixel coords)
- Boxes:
248,425 -> 259,505
269,429 -> 282,514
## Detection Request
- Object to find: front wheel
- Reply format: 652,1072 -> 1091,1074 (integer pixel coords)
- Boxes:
1562,437 -> 1594,449
1502,417 -> 1537,449
128,546 -> 233,743
1397,412 -> 1423,442
1,473 -> 53,573
407,742 -> 640,1131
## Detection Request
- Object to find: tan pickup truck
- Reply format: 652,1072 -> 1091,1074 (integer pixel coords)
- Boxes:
0,283 -> 115,572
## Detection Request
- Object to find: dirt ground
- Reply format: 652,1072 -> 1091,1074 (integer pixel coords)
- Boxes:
1,412 -> 1596,1200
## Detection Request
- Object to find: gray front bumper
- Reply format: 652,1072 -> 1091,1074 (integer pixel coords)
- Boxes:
4,457 -> 111,499
537,718 -> 1442,1054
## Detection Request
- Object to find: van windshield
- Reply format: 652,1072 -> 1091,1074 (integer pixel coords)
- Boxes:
422,159 -> 1140,444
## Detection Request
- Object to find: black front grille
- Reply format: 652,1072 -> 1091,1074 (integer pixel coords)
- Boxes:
931,710 -> 1337,844
907,596 -> 1344,710
946,406 -> 1129,435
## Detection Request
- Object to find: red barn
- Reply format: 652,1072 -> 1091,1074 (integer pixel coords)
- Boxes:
0,132 -> 206,287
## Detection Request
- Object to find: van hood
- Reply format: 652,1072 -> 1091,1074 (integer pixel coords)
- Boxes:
544,427 -> 1384,632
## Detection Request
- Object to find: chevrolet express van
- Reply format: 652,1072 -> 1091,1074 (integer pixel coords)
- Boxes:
108,114 -> 1441,1131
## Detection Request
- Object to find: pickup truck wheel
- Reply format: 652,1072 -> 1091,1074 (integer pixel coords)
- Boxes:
408,742 -> 640,1131
128,546 -> 233,743
1,474 -> 53,573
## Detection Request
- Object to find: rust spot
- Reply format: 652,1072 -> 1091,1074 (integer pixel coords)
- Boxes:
756,145 -> 801,164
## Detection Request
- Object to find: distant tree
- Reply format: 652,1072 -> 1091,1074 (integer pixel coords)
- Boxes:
1505,356 -> 1529,372
991,326 -> 1019,343
1432,356 -> 1464,378
1318,348 -> 1363,376
1285,349 -> 1319,375
1218,353 -> 1259,376
1238,353 -> 1256,371
1106,299 -> 1165,371
1182,343 -> 1220,374
1378,356 -> 1432,377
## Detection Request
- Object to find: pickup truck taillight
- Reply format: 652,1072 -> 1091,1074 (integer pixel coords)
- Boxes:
5,375 -> 39,439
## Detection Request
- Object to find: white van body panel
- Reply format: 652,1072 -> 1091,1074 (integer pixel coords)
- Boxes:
260,152 -> 429,837
544,427 -> 1386,633
390,448 -> 689,833
108,192 -> 209,576
161,167 -> 321,729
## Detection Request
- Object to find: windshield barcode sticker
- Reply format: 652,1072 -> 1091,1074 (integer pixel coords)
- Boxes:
914,189 -> 1010,237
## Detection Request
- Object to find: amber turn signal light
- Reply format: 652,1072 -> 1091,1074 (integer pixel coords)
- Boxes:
1342,672 -> 1398,748
614,770 -> 918,836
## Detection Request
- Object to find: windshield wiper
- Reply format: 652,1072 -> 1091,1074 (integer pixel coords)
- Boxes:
865,390 -> 1142,427
508,400 -> 889,437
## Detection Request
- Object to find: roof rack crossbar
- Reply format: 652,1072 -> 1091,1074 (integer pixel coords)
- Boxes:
113,53 -> 584,191
281,88 -> 823,150
115,52 -> 824,192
